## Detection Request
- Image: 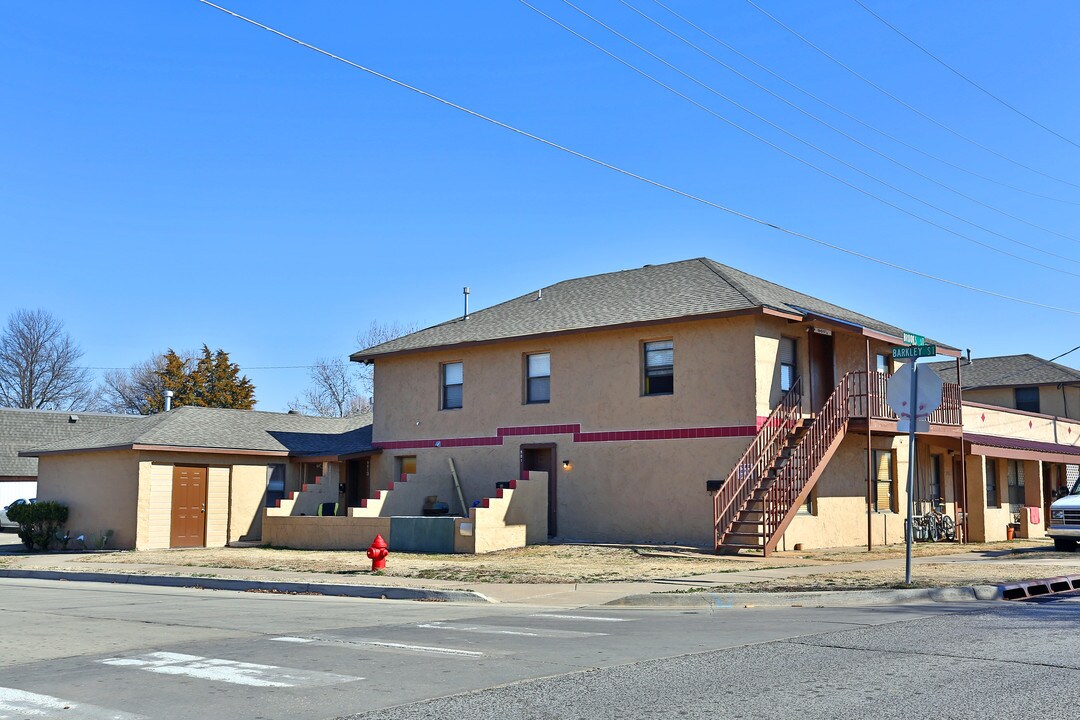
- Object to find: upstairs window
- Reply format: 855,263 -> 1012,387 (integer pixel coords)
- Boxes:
1014,387 -> 1040,414
526,353 -> 551,404
442,362 -> 463,410
779,337 -> 798,393
643,340 -> 674,396
876,353 -> 890,374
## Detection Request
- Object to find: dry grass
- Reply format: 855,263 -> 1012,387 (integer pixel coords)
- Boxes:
721,558 -> 1080,592
11,538 -> 1072,590
65,543 -> 798,584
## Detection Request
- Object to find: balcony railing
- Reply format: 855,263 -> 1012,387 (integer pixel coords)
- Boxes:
845,370 -> 961,426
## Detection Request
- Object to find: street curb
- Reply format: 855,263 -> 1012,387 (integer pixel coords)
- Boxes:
606,585 -> 1004,607
0,569 -> 493,604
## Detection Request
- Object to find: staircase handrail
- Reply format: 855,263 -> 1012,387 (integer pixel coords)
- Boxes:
713,378 -> 803,542
760,373 -> 853,545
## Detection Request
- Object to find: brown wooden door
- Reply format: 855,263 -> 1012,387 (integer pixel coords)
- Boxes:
171,466 -> 207,548
809,332 -> 835,411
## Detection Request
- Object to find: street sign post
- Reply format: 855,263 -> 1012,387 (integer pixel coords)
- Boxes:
885,356 -> 943,586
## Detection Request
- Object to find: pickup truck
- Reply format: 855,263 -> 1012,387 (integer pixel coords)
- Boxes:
1048,482 -> 1080,551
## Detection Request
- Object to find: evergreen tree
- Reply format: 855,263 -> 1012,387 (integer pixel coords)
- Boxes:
189,345 -> 255,409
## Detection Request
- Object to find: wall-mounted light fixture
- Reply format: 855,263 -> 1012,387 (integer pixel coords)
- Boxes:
562,460 -> 573,472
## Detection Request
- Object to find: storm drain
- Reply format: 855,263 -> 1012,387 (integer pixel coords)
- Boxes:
1000,575 -> 1080,601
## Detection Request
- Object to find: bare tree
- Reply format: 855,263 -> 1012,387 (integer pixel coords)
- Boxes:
0,309 -> 96,410
354,320 -> 417,397
289,321 -> 417,417
99,354 -> 168,415
289,357 -> 369,418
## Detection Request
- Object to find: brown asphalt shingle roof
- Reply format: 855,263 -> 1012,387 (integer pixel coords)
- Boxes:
352,258 -> 951,360
20,406 -> 374,458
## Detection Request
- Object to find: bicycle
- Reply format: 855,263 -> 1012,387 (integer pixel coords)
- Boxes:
925,499 -> 956,542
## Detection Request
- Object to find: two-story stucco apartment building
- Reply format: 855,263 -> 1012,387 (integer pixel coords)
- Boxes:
23,258 -> 1080,552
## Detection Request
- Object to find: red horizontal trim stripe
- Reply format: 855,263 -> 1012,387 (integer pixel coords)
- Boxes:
375,422 -> 758,450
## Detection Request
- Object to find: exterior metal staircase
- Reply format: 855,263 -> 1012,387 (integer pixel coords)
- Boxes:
713,375 -> 852,556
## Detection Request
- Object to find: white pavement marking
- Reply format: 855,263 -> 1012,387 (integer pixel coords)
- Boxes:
529,614 -> 631,622
99,651 -> 360,688
416,621 -> 608,638
273,635 -> 484,657
0,687 -> 145,720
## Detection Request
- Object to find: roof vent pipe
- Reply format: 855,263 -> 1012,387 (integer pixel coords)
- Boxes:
463,286 -> 470,320
966,349 -> 972,364
537,288 -> 542,300
163,390 -> 174,412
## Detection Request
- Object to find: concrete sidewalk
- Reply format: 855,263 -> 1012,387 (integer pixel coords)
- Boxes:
3,541 -> 1077,607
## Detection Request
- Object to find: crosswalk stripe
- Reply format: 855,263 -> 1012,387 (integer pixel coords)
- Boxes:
416,621 -> 608,638
272,636 -> 484,657
529,614 -> 631,622
99,652 -> 360,688
0,687 -> 145,720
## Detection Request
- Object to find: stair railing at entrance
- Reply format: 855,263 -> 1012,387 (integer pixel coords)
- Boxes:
759,373 -> 853,551
712,378 -> 803,549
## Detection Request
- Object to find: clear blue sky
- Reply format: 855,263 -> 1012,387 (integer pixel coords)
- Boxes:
2,1 -> 1079,411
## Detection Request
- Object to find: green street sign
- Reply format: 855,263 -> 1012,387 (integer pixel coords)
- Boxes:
892,344 -> 937,359
902,332 -> 925,346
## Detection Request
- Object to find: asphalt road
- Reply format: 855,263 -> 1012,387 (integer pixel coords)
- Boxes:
0,578 -> 1075,719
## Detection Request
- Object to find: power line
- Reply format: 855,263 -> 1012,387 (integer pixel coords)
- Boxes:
618,0 -> 1080,246
194,0 -> 1080,315
745,0 -> 1080,191
648,0 -> 1080,207
851,0 -> 1080,152
539,0 -> 1080,276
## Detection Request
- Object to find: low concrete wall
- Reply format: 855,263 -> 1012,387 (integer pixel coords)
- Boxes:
263,514 -> 390,550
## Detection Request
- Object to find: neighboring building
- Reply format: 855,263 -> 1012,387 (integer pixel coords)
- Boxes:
0,408 -> 139,510
927,354 -> 1080,420
21,407 -> 374,549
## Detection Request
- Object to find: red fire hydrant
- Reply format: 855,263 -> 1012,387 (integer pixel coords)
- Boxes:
366,534 -> 389,571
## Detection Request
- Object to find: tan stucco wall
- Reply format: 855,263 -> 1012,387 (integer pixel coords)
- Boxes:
780,434 -> 912,550
373,316 -> 760,446
963,386 -> 1080,421
372,436 -> 749,546
263,514 -> 390,550
230,465 -> 269,542
37,450 -> 140,550
963,404 -> 1080,446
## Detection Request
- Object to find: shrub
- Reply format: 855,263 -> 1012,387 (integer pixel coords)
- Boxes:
7,501 -> 69,551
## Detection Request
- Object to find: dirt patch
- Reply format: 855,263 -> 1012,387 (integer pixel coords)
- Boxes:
20,539 -> 1073,588
62,543 -> 803,584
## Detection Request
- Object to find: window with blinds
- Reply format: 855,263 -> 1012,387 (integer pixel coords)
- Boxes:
442,362 -> 463,409
779,337 -> 797,393
526,353 -> 551,404
985,459 -> 999,507
874,450 -> 895,512
644,340 -> 674,396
